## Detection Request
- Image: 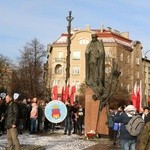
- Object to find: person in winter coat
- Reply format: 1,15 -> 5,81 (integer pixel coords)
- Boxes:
77,104 -> 84,135
107,108 -> 115,141
64,101 -> 73,135
72,101 -> 79,134
5,94 -> 20,150
141,106 -> 150,123
0,97 -> 6,135
114,105 -> 137,150
30,98 -> 38,134
139,121 -> 150,150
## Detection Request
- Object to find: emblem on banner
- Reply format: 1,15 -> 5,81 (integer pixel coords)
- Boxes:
45,100 -> 67,123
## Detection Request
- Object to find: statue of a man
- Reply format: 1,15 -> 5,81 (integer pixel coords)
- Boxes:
85,34 -> 105,89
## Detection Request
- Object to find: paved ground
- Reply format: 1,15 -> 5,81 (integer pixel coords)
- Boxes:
0,130 -> 120,150
84,138 -> 120,150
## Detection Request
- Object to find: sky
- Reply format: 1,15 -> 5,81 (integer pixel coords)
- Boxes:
1,0 -> 150,61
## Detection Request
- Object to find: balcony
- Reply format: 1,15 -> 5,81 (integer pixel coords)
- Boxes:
55,58 -> 66,63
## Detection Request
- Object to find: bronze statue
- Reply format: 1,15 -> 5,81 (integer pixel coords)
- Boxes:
85,34 -> 105,97
85,34 -> 121,131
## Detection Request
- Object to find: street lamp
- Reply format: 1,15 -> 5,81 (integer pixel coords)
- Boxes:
143,50 -> 150,106
144,50 -> 150,59
65,11 -> 74,86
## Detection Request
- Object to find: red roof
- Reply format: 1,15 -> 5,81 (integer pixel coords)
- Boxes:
52,28 -> 132,48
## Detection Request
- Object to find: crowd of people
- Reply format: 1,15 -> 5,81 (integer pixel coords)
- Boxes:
0,94 -> 85,150
107,102 -> 150,150
64,101 -> 85,136
1,94 -> 150,150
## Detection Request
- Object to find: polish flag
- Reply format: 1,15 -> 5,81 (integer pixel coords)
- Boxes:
52,85 -> 58,100
131,81 -> 137,108
136,80 -> 142,112
61,86 -> 66,103
70,85 -> 76,105
65,85 -> 70,101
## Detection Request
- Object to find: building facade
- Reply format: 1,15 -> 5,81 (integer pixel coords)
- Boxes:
44,25 -> 143,100
142,58 -> 150,105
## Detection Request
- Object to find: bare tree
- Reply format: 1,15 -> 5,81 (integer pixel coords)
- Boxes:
17,38 -> 46,98
0,54 -> 12,93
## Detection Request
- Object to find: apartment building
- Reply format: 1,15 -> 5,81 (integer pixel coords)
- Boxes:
45,25 -> 143,99
142,58 -> 150,105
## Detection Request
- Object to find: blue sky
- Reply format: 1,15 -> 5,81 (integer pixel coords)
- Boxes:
1,0 -> 150,60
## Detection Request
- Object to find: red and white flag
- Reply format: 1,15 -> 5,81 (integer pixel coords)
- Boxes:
65,85 -> 70,102
61,86 -> 66,103
137,80 -> 142,112
131,81 -> 137,108
70,85 -> 76,105
131,81 -> 142,112
52,85 -> 58,100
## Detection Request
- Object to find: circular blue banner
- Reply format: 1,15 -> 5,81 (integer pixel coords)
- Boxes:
45,100 -> 67,123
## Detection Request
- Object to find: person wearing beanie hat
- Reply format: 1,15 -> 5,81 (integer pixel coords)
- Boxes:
114,105 -> 137,150
124,105 -> 136,117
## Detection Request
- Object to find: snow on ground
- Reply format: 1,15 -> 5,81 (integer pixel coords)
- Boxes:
0,130 -> 98,150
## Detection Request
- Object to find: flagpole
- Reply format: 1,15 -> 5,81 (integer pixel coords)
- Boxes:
65,11 -> 74,86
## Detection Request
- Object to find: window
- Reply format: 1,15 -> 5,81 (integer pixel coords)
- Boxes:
127,55 -> 130,63
136,57 -> 140,65
105,66 -> 111,74
72,51 -> 80,60
148,67 -> 150,74
105,51 -> 112,58
127,84 -> 130,91
53,80 -> 61,87
72,66 -> 80,75
79,38 -> 89,45
55,64 -> 63,74
120,53 -> 123,61
73,81 -> 80,90
148,78 -> 150,84
136,71 -> 140,78
55,51 -> 64,61
58,51 -> 63,59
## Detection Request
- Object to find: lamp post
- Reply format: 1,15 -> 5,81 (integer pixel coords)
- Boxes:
143,50 -> 150,106
65,11 -> 74,86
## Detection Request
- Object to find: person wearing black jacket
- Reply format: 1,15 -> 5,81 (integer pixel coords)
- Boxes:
5,95 -> 20,150
141,107 -> 150,123
114,105 -> 137,150
64,101 -> 73,135
0,97 -> 6,135
77,104 -> 84,135
72,101 -> 79,134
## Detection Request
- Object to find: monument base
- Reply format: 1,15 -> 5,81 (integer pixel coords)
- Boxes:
84,86 -> 108,135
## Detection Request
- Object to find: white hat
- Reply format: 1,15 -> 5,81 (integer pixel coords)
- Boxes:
13,93 -> 19,100
124,105 -> 136,112
0,93 -> 6,99
124,105 -> 136,117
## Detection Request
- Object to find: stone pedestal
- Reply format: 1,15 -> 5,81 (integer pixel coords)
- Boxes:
84,87 -> 108,135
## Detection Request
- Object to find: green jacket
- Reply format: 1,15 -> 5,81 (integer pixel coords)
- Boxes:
139,122 -> 150,150
5,101 -> 19,129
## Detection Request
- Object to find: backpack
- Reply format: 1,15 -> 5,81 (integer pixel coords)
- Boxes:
125,114 -> 145,136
